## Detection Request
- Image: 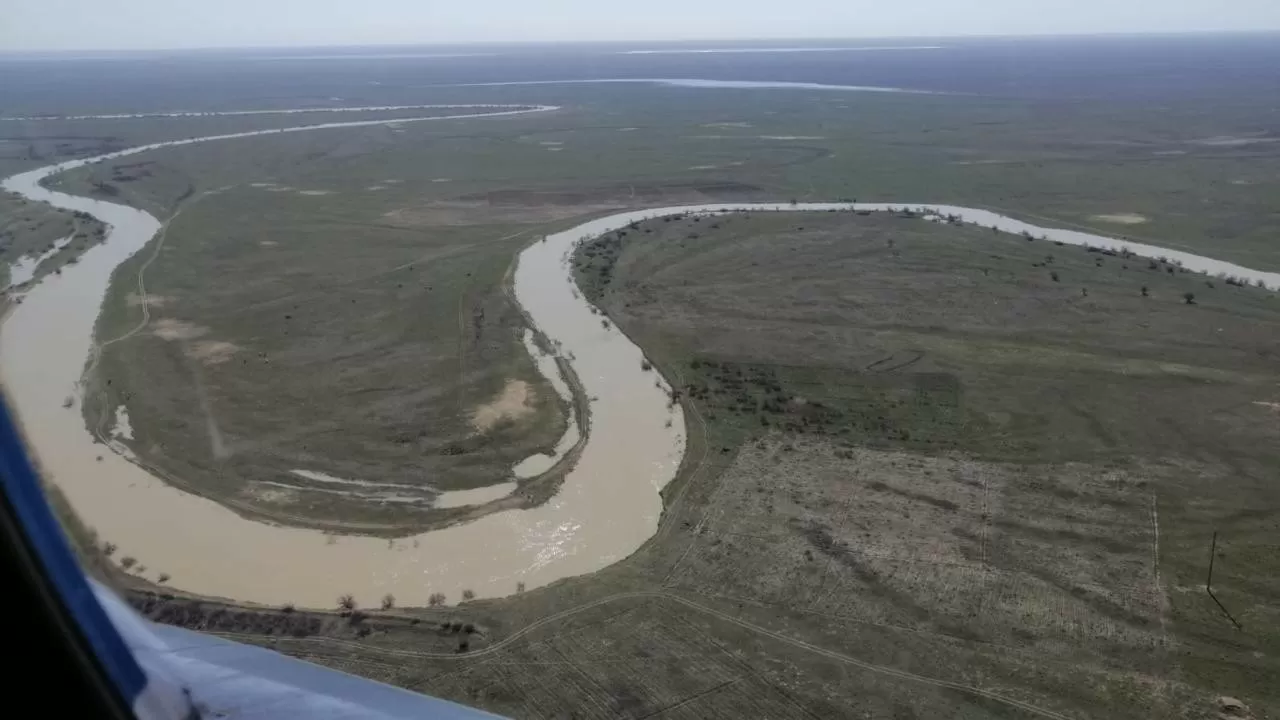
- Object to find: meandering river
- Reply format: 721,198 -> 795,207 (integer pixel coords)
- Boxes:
3,106 -> 1277,609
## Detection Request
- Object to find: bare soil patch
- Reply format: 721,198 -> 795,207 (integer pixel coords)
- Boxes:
126,293 -> 174,308
470,379 -> 533,433
150,318 -> 208,341
186,340 -> 242,365
1092,212 -> 1149,224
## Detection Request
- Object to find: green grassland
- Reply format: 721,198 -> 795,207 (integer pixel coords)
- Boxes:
9,82 -> 1280,267
3,81 -> 1278,716
129,211 -> 1279,719
78,179 -> 587,534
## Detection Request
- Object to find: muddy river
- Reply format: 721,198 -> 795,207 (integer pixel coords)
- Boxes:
3,110 -> 1278,609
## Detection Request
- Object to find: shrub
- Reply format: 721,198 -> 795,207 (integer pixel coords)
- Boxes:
157,573 -> 170,584
1050,271 -> 1059,282
1183,292 -> 1196,305
337,594 -> 356,611
102,542 -> 117,557
461,589 -> 476,602
381,594 -> 395,610
120,556 -> 136,570
428,592 -> 446,607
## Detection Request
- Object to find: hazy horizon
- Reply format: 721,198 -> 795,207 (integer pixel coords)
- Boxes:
4,0 -> 1280,52
5,30 -> 1280,57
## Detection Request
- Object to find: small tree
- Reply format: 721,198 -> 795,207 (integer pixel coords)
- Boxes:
1050,271 -> 1059,282
1183,292 -> 1196,305
102,542 -> 117,557
157,573 -> 170,584
381,594 -> 395,611
462,589 -> 476,602
516,581 -> 526,594
338,594 -> 357,612
120,556 -> 136,570
1141,286 -> 1149,297
428,592 -> 446,607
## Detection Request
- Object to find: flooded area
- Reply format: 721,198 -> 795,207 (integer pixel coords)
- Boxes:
3,108 -> 1279,608
5,233 -> 72,288
433,483 -> 520,509
449,78 -> 937,93
512,330 -> 582,479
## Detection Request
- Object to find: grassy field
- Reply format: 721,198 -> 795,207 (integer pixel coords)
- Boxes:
1,77 -> 1277,715
8,81 -> 1280,267
123,211 -> 1280,719
77,175 -> 587,533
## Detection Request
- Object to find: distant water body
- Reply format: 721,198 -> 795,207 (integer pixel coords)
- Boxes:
3,35 -> 1279,115
618,46 -> 945,54
444,78 -> 938,94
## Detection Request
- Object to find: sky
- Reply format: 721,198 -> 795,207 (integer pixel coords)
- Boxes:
3,0 -> 1279,51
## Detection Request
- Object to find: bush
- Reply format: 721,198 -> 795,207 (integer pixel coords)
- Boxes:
1183,292 -> 1196,305
428,592 -> 446,607
337,594 -> 356,611
461,589 -> 476,602
381,594 -> 395,610
1050,271 -> 1059,282
120,556 -> 136,570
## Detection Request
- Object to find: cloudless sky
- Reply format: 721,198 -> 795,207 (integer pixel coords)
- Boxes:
3,0 -> 1279,51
